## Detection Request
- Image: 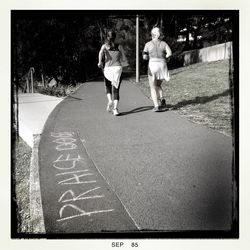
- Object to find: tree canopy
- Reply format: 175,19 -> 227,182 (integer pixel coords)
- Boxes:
12,10 -> 236,87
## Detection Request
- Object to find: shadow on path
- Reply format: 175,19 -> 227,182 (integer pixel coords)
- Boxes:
120,89 -> 230,115
119,106 -> 154,116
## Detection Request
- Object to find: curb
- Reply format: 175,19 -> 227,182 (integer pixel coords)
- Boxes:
29,134 -> 45,233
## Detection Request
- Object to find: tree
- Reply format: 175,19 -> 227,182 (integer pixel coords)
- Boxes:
13,11 -> 234,88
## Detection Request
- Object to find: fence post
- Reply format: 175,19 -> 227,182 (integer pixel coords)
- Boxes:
30,67 -> 34,93
26,77 -> 29,93
41,73 -> 45,87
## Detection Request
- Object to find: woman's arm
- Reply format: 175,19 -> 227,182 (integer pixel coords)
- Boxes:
165,43 -> 172,58
142,43 -> 149,60
119,45 -> 129,67
98,44 -> 105,68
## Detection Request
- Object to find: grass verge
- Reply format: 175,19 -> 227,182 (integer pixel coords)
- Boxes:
35,82 -> 84,97
132,59 -> 232,136
14,137 -> 32,233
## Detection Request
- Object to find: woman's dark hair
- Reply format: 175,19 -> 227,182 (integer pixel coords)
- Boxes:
107,30 -> 116,40
106,30 -> 116,46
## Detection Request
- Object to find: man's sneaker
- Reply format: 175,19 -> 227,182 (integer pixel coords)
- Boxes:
112,108 -> 119,116
106,101 -> 113,112
152,106 -> 161,112
160,99 -> 167,109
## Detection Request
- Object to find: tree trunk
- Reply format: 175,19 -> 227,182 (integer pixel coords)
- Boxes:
193,29 -> 198,49
185,24 -> 190,50
174,16 -> 178,39
97,19 -> 105,44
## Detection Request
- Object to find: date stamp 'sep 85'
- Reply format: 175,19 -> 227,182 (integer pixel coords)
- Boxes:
111,242 -> 139,248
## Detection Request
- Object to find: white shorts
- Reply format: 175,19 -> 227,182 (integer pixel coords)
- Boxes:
104,66 -> 123,89
148,58 -> 170,82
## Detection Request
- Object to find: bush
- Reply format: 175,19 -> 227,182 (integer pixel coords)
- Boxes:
36,86 -> 66,97
35,83 -> 83,97
168,54 -> 185,70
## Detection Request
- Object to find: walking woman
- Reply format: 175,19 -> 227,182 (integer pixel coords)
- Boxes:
142,27 -> 172,112
98,30 -> 128,116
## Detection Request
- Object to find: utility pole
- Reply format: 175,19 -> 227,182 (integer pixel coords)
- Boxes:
136,14 -> 140,83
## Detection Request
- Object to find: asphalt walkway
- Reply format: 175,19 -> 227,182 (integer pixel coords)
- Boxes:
18,93 -> 63,147
36,80 -> 233,234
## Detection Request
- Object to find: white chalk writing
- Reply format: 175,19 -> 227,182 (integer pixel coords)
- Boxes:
54,154 -> 84,162
53,154 -> 83,170
54,139 -> 77,151
58,187 -> 104,203
58,172 -> 96,185
51,132 -> 74,138
49,132 -> 114,225
57,204 -> 114,222
56,170 -> 89,176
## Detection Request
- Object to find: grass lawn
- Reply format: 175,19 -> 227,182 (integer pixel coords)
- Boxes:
14,137 -> 32,233
132,59 -> 233,136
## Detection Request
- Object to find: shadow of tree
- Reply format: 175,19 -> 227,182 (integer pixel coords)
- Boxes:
66,95 -> 84,101
119,89 -> 230,116
66,89 -> 230,115
168,89 -> 231,110
170,67 -> 193,76
183,49 -> 201,67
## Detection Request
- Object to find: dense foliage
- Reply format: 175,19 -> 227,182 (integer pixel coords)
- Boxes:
12,11 -> 235,88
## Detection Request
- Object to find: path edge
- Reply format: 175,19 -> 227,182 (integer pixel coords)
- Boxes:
29,134 -> 46,233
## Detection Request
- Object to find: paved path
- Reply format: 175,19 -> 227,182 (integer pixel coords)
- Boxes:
38,80 -> 233,233
18,93 -> 63,147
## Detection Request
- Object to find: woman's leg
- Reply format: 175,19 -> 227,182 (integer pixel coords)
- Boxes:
156,80 -> 167,108
149,76 -> 160,108
113,85 -> 120,109
104,77 -> 113,111
157,80 -> 163,99
112,91 -> 119,115
112,75 -> 122,115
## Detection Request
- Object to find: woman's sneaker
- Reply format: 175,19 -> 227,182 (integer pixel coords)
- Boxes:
106,101 -> 113,112
152,106 -> 161,112
112,108 -> 119,116
160,99 -> 167,109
